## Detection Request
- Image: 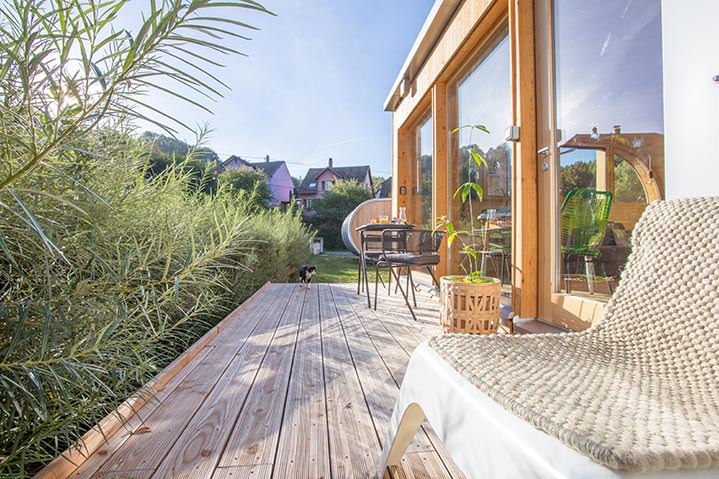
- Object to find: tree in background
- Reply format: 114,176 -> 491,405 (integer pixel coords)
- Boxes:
218,167 -> 274,209
560,160 -> 596,197
306,179 -> 372,250
144,131 -> 220,195
372,175 -> 386,195
614,159 -> 647,203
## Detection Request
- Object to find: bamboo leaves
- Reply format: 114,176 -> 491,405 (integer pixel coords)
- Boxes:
0,0 -> 273,191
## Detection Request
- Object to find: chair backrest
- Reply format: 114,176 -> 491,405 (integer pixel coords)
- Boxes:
597,197 -> 719,362
381,229 -> 445,255
560,188 -> 613,251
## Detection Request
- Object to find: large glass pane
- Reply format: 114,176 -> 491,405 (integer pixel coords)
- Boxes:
414,115 -> 433,228
554,0 -> 664,300
450,32 -> 512,292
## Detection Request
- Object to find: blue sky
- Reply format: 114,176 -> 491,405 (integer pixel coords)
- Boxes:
122,1 -> 436,179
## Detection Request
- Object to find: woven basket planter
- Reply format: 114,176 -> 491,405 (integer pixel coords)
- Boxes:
439,276 -> 501,334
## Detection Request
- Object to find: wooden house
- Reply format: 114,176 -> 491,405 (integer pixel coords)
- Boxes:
385,0 -> 718,331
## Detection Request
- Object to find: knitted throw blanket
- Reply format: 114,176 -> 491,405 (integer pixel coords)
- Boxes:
429,197 -> 719,472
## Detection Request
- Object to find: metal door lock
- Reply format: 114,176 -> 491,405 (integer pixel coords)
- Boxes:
541,162 -> 549,171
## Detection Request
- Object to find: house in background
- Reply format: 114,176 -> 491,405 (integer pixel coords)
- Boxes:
297,158 -> 372,212
222,155 -> 294,207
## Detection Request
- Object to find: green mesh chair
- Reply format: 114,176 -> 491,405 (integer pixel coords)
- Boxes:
560,188 -> 613,294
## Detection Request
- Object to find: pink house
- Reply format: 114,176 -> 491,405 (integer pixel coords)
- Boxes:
297,158 -> 372,212
222,155 -> 294,207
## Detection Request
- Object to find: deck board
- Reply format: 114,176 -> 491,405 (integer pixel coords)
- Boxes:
42,282 -> 468,479
217,285 -> 304,469
273,286 -> 331,479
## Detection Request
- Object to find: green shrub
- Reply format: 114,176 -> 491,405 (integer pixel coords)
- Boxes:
218,167 -> 275,210
305,179 -> 372,250
226,205 -> 314,301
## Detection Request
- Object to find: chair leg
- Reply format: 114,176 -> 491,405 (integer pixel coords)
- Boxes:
376,402 -> 426,479
596,257 -> 613,295
393,268 -> 417,321
583,255 -> 595,294
374,263 -> 381,310
425,266 -> 440,288
407,268 -> 417,307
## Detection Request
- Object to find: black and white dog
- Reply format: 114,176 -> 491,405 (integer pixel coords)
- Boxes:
299,264 -> 317,289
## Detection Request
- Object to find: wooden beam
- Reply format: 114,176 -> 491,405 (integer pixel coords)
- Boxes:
510,0 -> 538,318
432,81 -> 450,277
394,126 -> 410,217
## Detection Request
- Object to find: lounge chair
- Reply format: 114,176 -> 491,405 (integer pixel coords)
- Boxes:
377,197 -> 719,479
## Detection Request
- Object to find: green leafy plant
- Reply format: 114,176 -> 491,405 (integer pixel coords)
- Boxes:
305,179 -> 372,250
218,166 -> 275,209
435,124 -> 491,282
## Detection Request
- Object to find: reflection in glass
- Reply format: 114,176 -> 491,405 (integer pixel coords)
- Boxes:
450,32 -> 512,290
553,0 -> 664,299
414,115 -> 433,228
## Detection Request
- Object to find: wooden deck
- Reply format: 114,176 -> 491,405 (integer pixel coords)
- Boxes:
41,283 -> 467,479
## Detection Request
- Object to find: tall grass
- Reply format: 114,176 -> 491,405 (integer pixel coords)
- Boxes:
0,130 -> 312,476
0,1 -> 314,476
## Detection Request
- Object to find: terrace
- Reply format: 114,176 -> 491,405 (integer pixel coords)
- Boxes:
38,282 -> 484,479
5,0 -> 717,477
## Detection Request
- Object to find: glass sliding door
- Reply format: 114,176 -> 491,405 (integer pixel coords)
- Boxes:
449,30 -> 512,293
412,114 -> 433,228
536,0 -> 664,328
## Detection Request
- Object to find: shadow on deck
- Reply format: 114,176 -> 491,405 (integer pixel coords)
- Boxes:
37,282 -> 467,479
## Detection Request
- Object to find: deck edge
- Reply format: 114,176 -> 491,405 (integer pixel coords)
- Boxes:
33,282 -> 273,479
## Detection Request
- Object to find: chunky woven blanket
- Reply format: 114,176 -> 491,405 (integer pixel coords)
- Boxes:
429,197 -> 719,472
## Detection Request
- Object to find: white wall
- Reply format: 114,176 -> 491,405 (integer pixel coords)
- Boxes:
662,0 -> 719,199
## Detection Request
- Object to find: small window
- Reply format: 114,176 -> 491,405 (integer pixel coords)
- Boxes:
325,180 -> 334,191
308,181 -> 317,188
305,199 -> 313,209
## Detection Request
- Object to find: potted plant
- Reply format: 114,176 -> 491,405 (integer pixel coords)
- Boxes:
435,124 -> 501,334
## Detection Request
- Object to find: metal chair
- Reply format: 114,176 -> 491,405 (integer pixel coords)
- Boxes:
373,229 -> 445,321
560,188 -> 613,294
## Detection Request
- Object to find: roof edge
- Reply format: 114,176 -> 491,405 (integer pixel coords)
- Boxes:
383,0 -> 462,112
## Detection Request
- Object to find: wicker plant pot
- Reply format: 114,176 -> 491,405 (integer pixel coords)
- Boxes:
440,276 -> 501,334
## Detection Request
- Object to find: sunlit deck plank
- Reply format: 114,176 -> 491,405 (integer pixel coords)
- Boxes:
332,285 -> 435,452
39,282 -> 466,479
72,284 -> 293,478
336,284 -> 467,479
150,284 -> 298,478
216,285 -> 305,470
319,283 -> 383,478
273,286 -> 331,478
211,464 -> 272,479
331,285 -> 458,479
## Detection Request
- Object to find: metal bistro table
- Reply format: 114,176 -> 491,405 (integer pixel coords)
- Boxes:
355,222 -> 415,307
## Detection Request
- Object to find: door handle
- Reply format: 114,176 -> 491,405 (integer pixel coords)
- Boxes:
538,147 -> 550,171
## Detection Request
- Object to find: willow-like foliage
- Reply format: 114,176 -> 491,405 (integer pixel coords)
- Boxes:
0,1 -> 314,476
